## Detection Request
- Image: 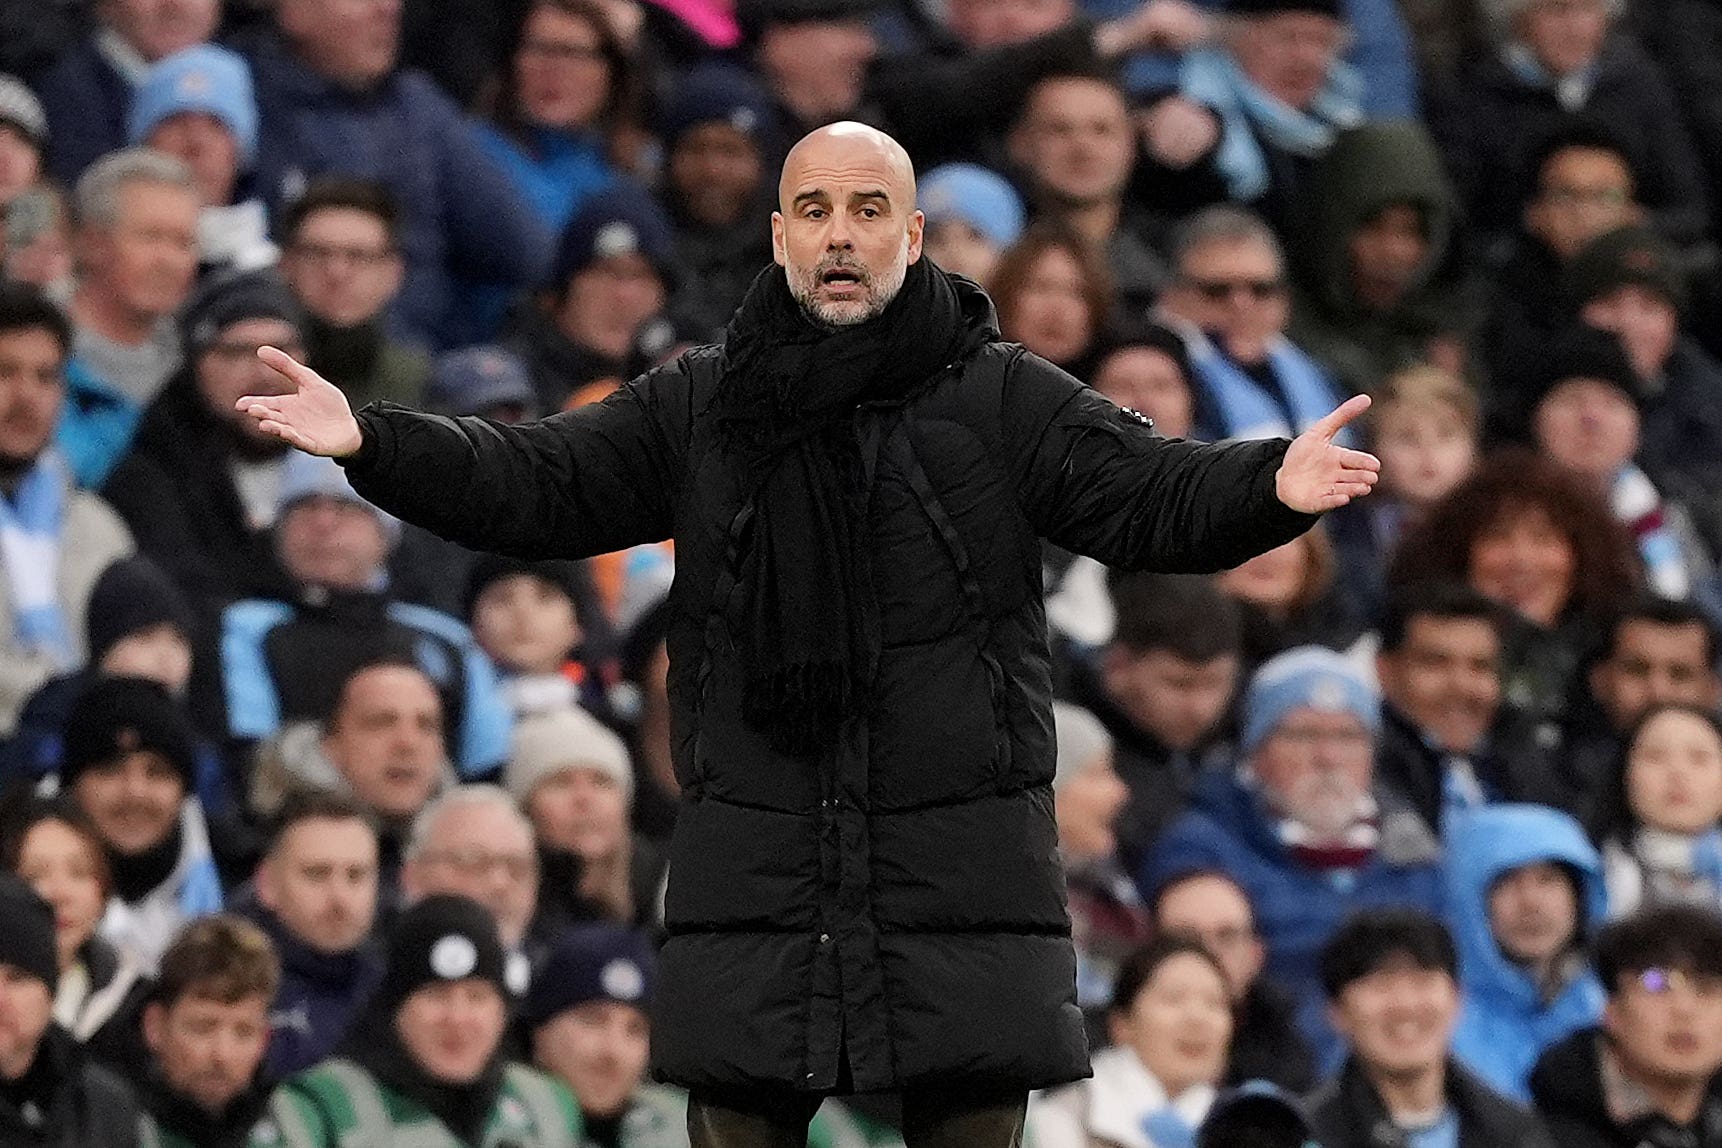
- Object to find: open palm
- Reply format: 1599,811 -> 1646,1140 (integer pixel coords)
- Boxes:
1275,394 -> 1381,513
235,346 -> 364,458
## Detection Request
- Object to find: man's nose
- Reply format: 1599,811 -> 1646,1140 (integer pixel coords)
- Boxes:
826,214 -> 853,248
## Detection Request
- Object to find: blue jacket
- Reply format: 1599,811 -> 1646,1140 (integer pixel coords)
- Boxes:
241,899 -> 383,1080
35,37 -> 134,184
1445,804 -> 1607,1102
57,360 -> 141,490
1139,770 -> 1444,1070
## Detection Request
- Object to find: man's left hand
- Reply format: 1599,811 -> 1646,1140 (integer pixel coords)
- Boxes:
1274,394 -> 1381,513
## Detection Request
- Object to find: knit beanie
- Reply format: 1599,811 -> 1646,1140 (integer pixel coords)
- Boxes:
1240,646 -> 1379,757
1226,0 -> 1341,17
0,74 -> 47,147
657,63 -> 776,150
463,555 -> 585,622
0,875 -> 59,993
1564,224 -> 1688,314
1052,702 -> 1112,791
128,44 -> 259,167
86,555 -> 195,667
505,706 -> 633,807
1530,324 -> 1645,412
60,676 -> 197,792
521,924 -> 657,1028
547,184 -> 677,291
180,268 -> 304,359
920,164 -> 1026,249
374,895 -> 508,1014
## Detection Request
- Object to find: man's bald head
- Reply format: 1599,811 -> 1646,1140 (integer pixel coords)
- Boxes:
777,123 -> 917,213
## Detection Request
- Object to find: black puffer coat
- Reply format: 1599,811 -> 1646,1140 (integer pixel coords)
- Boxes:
340,279 -> 1317,1095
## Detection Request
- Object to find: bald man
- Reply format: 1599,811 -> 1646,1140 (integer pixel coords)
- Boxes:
234,123 -> 1380,1147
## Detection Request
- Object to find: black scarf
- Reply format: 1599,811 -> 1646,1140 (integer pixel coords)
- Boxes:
709,258 -> 992,756
338,1002 -> 505,1148
141,1067 -> 272,1148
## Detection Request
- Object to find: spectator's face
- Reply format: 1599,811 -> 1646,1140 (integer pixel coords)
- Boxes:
281,207 -> 403,329
1217,536 -> 1307,617
1377,615 -> 1502,754
1526,148 -> 1638,262
0,965 -> 51,1081
1092,346 -> 1195,439
276,494 -> 390,591
1228,12 -> 1347,110
1054,749 -> 1129,861
0,124 -> 41,209
671,122 -> 764,230
1625,708 -> 1722,835
1109,953 -> 1233,1097
1532,377 -> 1639,483
1467,505 -> 1575,628
556,253 -> 666,360
1582,285 -> 1678,380
0,326 -> 64,471
195,317 -> 306,448
1487,861 -> 1580,968
143,993 -> 269,1113
100,624 -> 195,696
756,20 -> 875,125
1347,204 -> 1428,312
1010,78 -> 1134,209
147,112 -> 239,207
102,0 -> 219,62
14,819 -> 106,969
1100,648 -> 1238,751
278,0 -> 402,88
471,573 -> 582,677
81,180 -> 200,324
1591,622 -> 1721,732
1154,875 -> 1264,1000
515,5 -> 613,131
923,219 -> 1001,286
258,816 -> 379,954
323,666 -> 447,822
1252,707 -> 1375,839
526,766 -> 629,862
1330,958 -> 1459,1078
533,1001 -> 650,1119
1607,966 -> 1722,1088
1371,402 -> 1476,509
945,0 -> 1074,49
1001,245 -> 1093,366
72,750 -> 185,856
1519,0 -> 1610,77
396,980 -> 507,1083
404,803 -> 538,949
1165,237 -> 1288,365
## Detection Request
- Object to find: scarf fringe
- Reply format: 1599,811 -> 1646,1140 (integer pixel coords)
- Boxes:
744,662 -> 856,757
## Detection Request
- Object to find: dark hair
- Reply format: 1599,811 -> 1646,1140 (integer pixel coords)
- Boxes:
327,654 -> 434,728
266,789 -> 378,856
1523,116 -> 1639,207
485,0 -> 638,156
1109,572 -> 1243,663
1148,867 -> 1255,928
1110,933 -> 1231,1016
1378,582 -> 1504,654
1595,903 -> 1722,991
988,222 -> 1116,365
1320,907 -> 1457,1000
0,281 -> 72,358
0,794 -> 112,903
1590,702 -> 1722,845
152,914 -> 281,1008
1600,595 -> 1721,669
1015,66 -> 1131,128
280,177 -> 402,248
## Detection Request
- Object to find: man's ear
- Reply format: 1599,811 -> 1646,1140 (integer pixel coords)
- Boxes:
771,212 -> 786,267
142,1000 -> 167,1053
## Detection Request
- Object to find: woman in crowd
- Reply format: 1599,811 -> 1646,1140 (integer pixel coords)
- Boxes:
990,224 -> 1117,382
1217,528 -> 1366,668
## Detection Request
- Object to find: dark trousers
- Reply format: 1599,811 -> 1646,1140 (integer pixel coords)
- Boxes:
687,1086 -> 1028,1148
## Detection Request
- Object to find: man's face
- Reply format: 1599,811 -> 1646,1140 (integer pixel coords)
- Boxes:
1591,621 -> 1719,733
403,802 -> 538,949
148,112 -> 238,207
1378,615 -> 1501,754
1163,237 -> 1288,365
1372,402 -> 1476,509
1093,347 -> 1195,440
276,495 -> 390,591
1154,874 -> 1265,1000
1583,285 -> 1678,381
944,0 -> 1074,49
280,207 -> 403,329
772,126 -> 923,328
72,750 -> 185,856
395,980 -> 507,1083
1467,505 -> 1575,629
1487,861 -> 1580,968
258,816 -> 379,954
1532,378 -> 1639,483
1228,12 -> 1347,110
1605,966 -> 1722,1090
277,0 -> 402,88
533,1001 -> 650,1119
0,123 -> 42,209
100,624 -> 194,696
102,0 -> 219,61
144,994 -> 269,1113
0,965 -> 52,1081
1101,647 -> 1238,751
195,318 -> 305,448
1251,707 -> 1374,839
556,253 -> 667,363
1348,203 -> 1428,312
471,573 -> 582,677
0,327 -> 64,471
755,21 -> 875,124
81,181 -> 200,325
323,666 -> 446,822
526,767 -> 630,862
671,122 -> 763,230
514,4 -> 612,131
1526,148 -> 1639,262
1331,959 -> 1460,1079
1010,78 -> 1134,210
1519,0 -> 1610,76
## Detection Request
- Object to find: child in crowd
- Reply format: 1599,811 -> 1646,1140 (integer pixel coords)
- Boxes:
1595,703 -> 1722,917
465,554 -> 616,722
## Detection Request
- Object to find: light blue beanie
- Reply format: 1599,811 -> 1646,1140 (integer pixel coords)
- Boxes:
129,44 -> 259,169
919,163 -> 1026,249
1239,645 -> 1379,757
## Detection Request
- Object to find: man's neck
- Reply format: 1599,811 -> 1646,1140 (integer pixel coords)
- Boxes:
1368,1059 -> 1447,1124
1056,197 -> 1122,246
72,284 -> 159,347
1635,1069 -> 1708,1127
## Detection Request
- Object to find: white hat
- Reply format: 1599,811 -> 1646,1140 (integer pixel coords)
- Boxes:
506,705 -> 633,806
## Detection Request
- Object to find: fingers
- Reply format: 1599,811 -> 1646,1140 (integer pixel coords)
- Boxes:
256,345 -> 324,389
257,419 -> 313,452
1335,448 -> 1381,474
1309,393 -> 1372,441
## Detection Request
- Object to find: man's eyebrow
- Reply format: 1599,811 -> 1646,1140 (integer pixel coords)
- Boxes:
792,188 -> 832,208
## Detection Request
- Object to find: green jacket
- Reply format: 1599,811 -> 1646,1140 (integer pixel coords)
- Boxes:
136,1111 -> 282,1148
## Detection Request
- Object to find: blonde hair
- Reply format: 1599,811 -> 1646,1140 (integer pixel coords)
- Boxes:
1372,365 -> 1480,439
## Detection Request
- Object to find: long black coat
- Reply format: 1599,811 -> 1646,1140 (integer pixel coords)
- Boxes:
339,284 -> 1318,1094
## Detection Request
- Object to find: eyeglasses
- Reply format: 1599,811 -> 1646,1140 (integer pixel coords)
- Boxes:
1186,277 -> 1284,303
288,241 -> 396,269
520,39 -> 608,64
421,848 -> 538,880
205,338 -> 306,362
1540,185 -> 1631,209
1630,967 -> 1722,1000
1269,726 -> 1373,750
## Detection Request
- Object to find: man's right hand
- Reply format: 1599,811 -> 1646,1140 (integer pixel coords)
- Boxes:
235,347 -> 364,458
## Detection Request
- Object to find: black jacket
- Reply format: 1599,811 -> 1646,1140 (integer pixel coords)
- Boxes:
1376,703 -> 1579,833
0,1026 -> 140,1148
339,277 -> 1319,1094
1225,979 -> 1317,1095
1530,1027 -> 1722,1148
1312,1054 -> 1554,1148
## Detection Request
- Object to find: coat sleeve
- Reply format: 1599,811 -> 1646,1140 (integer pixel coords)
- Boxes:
1004,351 -> 1322,572
340,359 -> 689,560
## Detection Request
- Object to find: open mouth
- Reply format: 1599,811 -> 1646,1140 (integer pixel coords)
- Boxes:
821,268 -> 863,288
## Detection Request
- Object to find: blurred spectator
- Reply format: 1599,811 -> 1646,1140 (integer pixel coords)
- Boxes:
738,0 -> 879,147
1088,321 -> 1199,439
400,785 -> 540,978
0,0 -> 92,84
0,874 -> 141,1147
1445,803 -> 1606,1101
1374,584 -> 1573,834
1215,528 -> 1365,663
246,790 -> 382,1079
62,148 -> 199,486
1142,645 -> 1445,1067
61,676 -> 223,972
1152,868 -> 1318,1092
4,186 -> 76,303
101,270 -> 302,621
1530,904 -> 1722,1148
918,162 -> 1024,289
276,179 -> 429,411
1158,206 -> 1348,443
1031,935 -> 1233,1148
422,345 -> 537,422
465,555 -> 610,721
0,76 -> 46,213
34,0 -> 219,183
614,599 -> 677,843
126,44 -> 276,276
990,222 -> 1114,377
137,915 -> 278,1147
1196,1081 -> 1314,1148
1592,704 -> 1722,917
0,284 -> 133,737
1310,908 -> 1551,1148
238,0 -> 553,347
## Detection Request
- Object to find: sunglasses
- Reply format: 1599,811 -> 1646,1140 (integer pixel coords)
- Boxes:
1187,277 -> 1284,302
